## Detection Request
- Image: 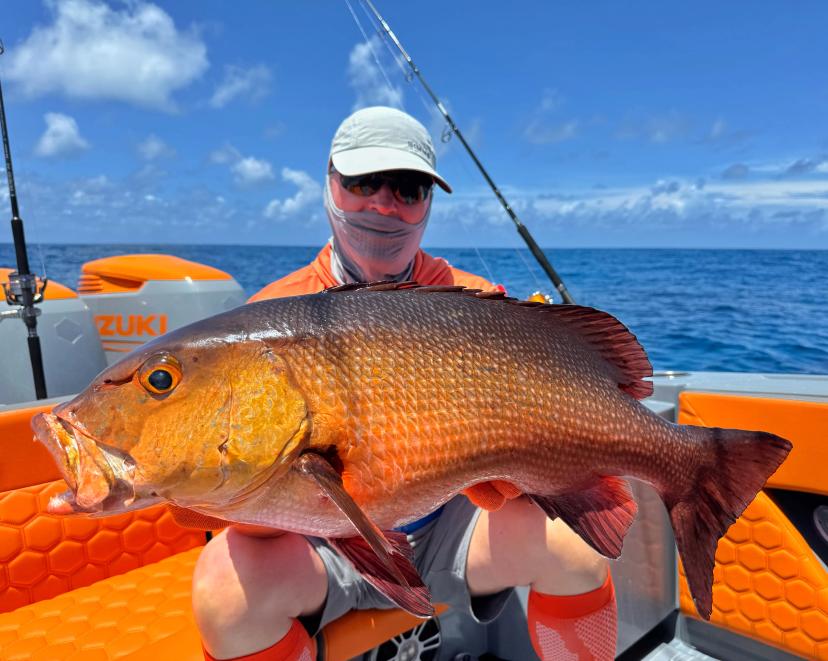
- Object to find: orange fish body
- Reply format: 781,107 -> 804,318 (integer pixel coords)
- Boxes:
32,284 -> 792,619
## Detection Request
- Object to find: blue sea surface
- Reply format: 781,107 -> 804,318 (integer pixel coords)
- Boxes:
2,244 -> 826,375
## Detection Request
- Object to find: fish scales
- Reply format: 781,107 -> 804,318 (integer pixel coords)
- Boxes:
231,289 -> 686,522
31,284 -> 792,619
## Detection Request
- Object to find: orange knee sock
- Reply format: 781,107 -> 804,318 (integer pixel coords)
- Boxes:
202,619 -> 316,661
528,574 -> 617,661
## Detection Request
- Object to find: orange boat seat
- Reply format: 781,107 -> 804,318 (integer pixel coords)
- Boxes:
0,546 -> 204,661
677,392 -> 828,660
0,481 -> 207,614
0,542 -> 447,661
0,404 -> 444,660
0,402 -> 208,614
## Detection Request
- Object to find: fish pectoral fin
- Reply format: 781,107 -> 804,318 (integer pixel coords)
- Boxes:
330,535 -> 433,618
463,480 -> 522,511
295,453 -> 433,617
529,477 -> 637,559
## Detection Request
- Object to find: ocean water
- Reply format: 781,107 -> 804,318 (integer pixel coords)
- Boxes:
2,243 -> 826,375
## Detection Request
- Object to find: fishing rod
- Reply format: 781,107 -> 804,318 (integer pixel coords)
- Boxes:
359,0 -> 576,304
0,41 -> 48,399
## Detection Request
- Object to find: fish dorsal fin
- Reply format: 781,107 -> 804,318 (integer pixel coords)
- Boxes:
320,284 -> 652,399
323,280 -> 420,293
539,304 -> 653,399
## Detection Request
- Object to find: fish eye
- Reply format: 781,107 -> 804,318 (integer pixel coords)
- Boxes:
138,354 -> 182,395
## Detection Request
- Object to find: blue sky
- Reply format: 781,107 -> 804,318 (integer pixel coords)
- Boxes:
1,1 -> 827,248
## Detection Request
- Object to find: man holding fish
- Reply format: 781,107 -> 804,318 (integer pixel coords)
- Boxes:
32,107 -> 790,661
190,107 -> 621,660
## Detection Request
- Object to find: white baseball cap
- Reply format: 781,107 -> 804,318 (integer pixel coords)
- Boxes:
329,106 -> 452,193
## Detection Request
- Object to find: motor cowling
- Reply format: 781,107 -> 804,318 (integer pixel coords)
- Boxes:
77,254 -> 246,365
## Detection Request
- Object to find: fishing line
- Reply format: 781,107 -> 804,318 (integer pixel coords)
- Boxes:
356,1 -> 414,84
348,1 -> 503,286
515,245 -> 545,293
343,0 -> 401,104
0,54 -> 48,281
349,1 -> 575,301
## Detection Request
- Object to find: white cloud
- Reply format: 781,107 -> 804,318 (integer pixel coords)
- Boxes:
209,143 -> 275,185
209,64 -> 272,108
526,120 -> 579,145
523,89 -> 579,145
232,157 -> 274,185
68,174 -> 111,206
540,88 -> 564,113
348,37 -> 403,111
138,134 -> 174,160
209,144 -> 241,165
264,168 -> 323,219
617,111 -> 691,143
430,176 -> 828,240
6,0 -> 208,111
35,112 -> 89,157
721,163 -> 750,180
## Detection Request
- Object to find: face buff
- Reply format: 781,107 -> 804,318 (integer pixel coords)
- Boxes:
326,182 -> 430,284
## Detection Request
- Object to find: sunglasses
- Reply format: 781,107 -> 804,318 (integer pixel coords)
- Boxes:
333,168 -> 434,205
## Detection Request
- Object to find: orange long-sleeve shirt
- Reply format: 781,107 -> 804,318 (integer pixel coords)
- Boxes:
248,243 -> 500,302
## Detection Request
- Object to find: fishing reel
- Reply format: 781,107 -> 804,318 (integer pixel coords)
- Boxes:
527,291 -> 555,305
3,271 -> 47,307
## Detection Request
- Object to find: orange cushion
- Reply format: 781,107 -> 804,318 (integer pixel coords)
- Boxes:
0,481 -> 205,613
0,404 -> 61,493
0,547 -> 204,660
677,392 -> 828,659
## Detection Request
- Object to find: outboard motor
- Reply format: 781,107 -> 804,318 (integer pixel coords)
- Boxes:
0,269 -> 106,405
77,254 -> 246,364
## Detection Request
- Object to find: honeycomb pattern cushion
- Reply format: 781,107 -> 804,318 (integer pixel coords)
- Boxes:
1,481 -> 206,613
0,547 -> 204,660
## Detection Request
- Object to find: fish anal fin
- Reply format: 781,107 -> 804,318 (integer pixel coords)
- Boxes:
295,452 -> 433,617
331,534 -> 433,618
529,477 -> 637,559
463,480 -> 523,511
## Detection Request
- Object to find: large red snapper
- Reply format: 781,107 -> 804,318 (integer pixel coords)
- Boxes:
31,283 -> 791,619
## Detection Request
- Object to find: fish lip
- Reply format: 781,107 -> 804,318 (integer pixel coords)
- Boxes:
31,412 -> 80,492
31,411 -> 138,514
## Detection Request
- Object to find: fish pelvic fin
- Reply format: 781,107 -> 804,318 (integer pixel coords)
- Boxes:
463,480 -> 522,511
666,427 -> 792,620
529,477 -> 637,559
330,534 -> 433,618
296,452 -> 433,617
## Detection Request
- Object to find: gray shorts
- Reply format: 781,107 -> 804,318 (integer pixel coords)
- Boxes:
300,496 -> 513,636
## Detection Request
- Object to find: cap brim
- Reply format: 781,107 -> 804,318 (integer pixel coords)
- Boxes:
332,147 -> 452,193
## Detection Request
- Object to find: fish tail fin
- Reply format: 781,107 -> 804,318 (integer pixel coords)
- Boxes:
665,426 -> 791,619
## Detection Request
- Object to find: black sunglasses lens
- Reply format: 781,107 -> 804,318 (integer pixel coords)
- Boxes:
340,173 -> 382,197
394,172 -> 433,204
338,170 -> 433,204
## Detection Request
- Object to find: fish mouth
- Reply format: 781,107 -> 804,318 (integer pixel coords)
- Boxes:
31,411 -> 140,514
31,413 -> 81,490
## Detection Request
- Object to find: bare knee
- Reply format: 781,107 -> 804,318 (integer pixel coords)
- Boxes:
192,527 -> 327,658
535,517 -> 609,595
468,497 -> 609,596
